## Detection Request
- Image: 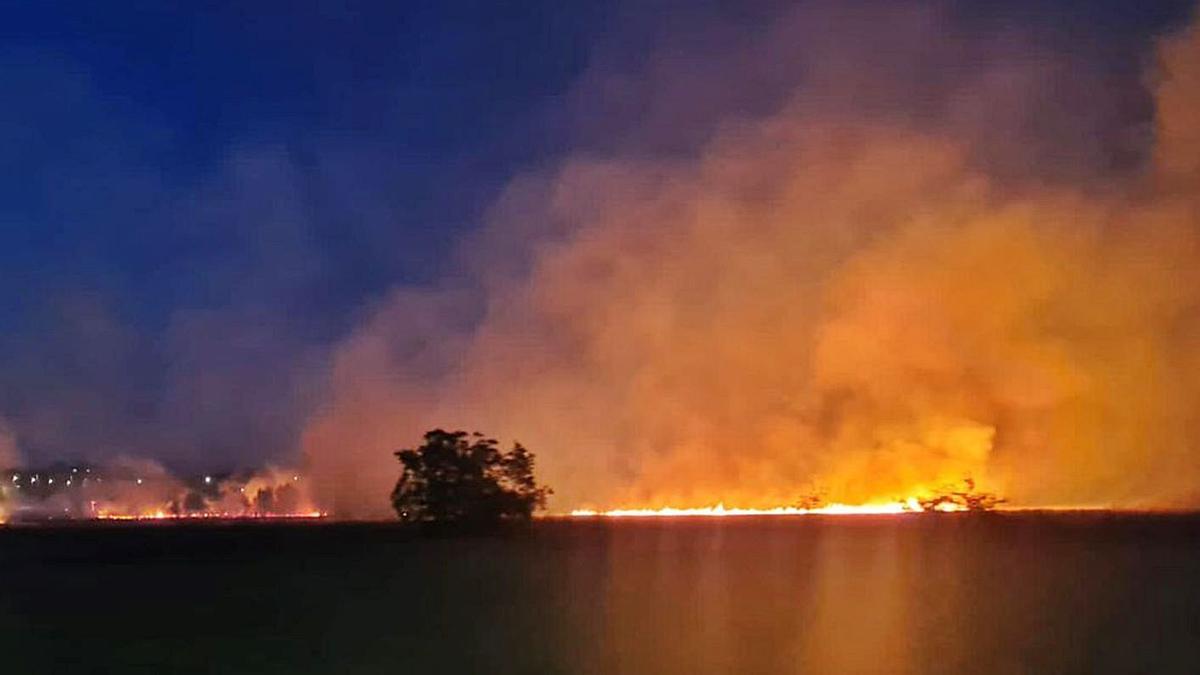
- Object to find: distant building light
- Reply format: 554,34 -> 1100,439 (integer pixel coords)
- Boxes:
204,476 -> 212,485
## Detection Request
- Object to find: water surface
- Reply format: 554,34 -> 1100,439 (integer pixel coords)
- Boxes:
1,515 -> 1197,673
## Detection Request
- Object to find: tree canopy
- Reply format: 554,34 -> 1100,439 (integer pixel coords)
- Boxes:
391,429 -> 551,526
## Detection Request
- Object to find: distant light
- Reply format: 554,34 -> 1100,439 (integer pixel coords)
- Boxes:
136,479 -> 143,485
48,478 -> 54,485
292,476 -> 299,482
204,476 -> 212,485
10,475 -> 16,482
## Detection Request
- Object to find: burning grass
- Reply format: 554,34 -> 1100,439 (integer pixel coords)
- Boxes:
1,461 -> 325,524
569,479 -> 1006,518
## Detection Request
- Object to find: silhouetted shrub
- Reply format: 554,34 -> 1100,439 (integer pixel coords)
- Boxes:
918,478 -> 1004,512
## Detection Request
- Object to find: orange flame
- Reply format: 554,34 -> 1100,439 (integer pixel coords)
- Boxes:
93,510 -> 327,521
569,498 -> 966,518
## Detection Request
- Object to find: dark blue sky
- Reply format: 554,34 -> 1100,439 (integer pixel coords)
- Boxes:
0,1 -> 608,317
0,0 -> 1193,470
0,1 -> 626,468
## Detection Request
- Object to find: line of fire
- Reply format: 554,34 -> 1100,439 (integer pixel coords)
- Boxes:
0,463 -> 326,523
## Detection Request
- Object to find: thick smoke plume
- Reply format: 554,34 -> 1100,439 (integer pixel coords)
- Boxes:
305,3 -> 1200,516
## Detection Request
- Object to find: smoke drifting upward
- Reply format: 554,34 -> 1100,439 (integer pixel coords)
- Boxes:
304,3 -> 1200,516
0,419 -> 19,470
0,420 -> 21,520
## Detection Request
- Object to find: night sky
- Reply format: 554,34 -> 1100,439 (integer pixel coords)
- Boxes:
0,0 -> 1195,480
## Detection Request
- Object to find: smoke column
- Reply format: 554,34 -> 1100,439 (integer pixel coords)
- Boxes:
304,3 -> 1200,516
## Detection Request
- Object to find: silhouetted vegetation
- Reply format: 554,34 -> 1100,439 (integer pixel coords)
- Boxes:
794,488 -> 828,510
254,483 -> 301,514
918,478 -> 1005,512
183,491 -> 207,512
391,429 -> 552,527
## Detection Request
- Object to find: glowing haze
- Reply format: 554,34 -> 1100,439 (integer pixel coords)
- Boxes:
0,420 -> 19,521
304,4 -> 1200,517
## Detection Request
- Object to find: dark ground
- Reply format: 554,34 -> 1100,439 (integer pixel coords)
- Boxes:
2,514 -> 1199,674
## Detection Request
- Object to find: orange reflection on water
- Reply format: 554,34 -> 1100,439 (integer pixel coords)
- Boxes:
568,517 -> 1101,674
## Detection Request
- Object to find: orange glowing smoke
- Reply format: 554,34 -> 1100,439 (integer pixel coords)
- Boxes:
302,6 -> 1200,518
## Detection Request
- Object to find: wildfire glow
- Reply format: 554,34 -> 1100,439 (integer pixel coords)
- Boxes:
93,510 -> 327,521
569,498 -> 966,518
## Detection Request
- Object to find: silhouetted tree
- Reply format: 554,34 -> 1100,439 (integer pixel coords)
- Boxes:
183,491 -> 208,512
391,429 -> 552,526
918,478 -> 1005,512
273,483 -> 301,514
253,487 -> 275,514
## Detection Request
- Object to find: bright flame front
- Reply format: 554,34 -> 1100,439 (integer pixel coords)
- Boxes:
569,498 -> 967,518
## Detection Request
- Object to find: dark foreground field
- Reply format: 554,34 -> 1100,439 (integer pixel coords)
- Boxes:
2,514 -> 1199,674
